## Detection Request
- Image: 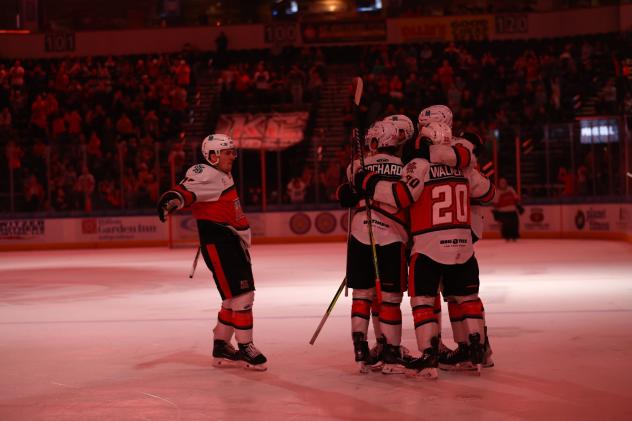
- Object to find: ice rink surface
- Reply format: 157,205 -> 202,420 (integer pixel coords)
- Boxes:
1,239 -> 632,421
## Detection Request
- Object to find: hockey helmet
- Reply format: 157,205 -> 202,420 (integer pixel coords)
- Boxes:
418,105 -> 453,129
365,121 -> 399,152
383,114 -> 414,144
201,133 -> 235,165
419,121 -> 452,146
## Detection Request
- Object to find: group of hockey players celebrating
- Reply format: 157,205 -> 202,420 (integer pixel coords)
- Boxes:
336,104 -> 496,379
156,99 -> 496,376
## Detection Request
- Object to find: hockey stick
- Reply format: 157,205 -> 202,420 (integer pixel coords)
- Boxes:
351,77 -> 382,296
188,246 -> 201,278
309,277 -> 346,345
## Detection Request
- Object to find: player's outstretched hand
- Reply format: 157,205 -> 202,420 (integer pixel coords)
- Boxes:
402,135 -> 431,164
336,183 -> 360,208
157,192 -> 182,222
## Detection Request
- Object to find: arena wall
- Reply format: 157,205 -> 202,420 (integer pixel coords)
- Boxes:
2,203 -> 631,251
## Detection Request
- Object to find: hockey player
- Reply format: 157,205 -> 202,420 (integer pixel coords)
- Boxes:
354,122 -> 495,378
383,114 -> 415,146
336,121 -> 410,374
157,133 -> 267,371
416,107 -> 495,370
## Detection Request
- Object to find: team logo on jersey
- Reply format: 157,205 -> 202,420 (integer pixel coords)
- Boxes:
193,164 -> 204,174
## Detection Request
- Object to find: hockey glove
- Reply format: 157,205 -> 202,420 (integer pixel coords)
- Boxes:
460,131 -> 485,158
517,203 -> 525,215
157,191 -> 182,222
336,183 -> 360,208
353,169 -> 380,198
402,136 -> 431,164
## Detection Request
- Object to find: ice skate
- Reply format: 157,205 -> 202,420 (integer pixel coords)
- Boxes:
352,332 -> 371,373
438,343 -> 471,371
405,339 -> 439,380
469,333 -> 484,375
366,336 -> 386,371
212,340 -> 241,368
381,344 -> 413,375
237,342 -> 268,371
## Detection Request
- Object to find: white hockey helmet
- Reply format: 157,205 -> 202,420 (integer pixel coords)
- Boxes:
201,133 -> 235,165
418,105 -> 453,129
383,114 -> 414,144
365,121 -> 399,151
419,121 -> 452,145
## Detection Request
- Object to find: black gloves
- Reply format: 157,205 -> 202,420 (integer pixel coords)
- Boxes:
336,183 -> 360,208
402,136 -> 431,164
353,169 -> 380,197
460,131 -> 485,158
157,191 -> 182,222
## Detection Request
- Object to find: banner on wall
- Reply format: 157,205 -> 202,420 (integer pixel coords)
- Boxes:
215,112 -> 309,151
394,15 -> 494,42
301,20 -> 386,43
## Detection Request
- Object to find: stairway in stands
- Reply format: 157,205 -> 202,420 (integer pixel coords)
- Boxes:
306,64 -> 355,167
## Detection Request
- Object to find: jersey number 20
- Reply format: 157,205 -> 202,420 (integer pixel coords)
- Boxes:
431,184 -> 468,225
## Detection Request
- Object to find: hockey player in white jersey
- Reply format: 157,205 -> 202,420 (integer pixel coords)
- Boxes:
383,114 -> 415,146
416,107 -> 495,370
157,133 -> 267,371
354,124 -> 495,378
336,121 -> 411,373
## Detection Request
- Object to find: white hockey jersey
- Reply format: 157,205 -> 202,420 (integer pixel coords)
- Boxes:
347,153 -> 408,245
372,158 -> 494,264
429,136 -> 487,240
170,163 -> 251,246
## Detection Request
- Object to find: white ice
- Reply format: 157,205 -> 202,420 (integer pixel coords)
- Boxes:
1,239 -> 632,420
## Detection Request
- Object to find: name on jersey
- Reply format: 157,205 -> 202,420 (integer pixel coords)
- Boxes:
365,163 -> 402,176
429,164 -> 462,180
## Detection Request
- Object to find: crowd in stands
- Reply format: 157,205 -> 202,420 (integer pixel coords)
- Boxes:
1,54 -> 195,213
2,33 -> 631,214
216,47 -> 327,112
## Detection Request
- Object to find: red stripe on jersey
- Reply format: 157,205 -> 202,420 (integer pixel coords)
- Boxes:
453,144 -> 471,169
172,185 -> 196,207
218,307 -> 233,326
206,244 -> 233,299
192,186 -> 249,230
393,181 -> 413,208
232,309 -> 253,330
408,254 -> 419,296
475,183 -> 496,205
379,302 -> 402,324
352,299 -> 372,319
412,306 -> 437,327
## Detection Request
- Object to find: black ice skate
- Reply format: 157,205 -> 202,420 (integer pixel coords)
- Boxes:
366,336 -> 386,371
237,342 -> 268,371
381,344 -> 413,375
352,332 -> 371,373
212,340 -> 241,368
468,333 -> 484,375
405,338 -> 439,380
438,343 -> 470,371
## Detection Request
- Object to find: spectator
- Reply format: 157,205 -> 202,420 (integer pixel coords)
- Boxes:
287,176 -> 307,204
76,166 -> 96,212
23,174 -> 45,211
558,167 -> 576,196
492,178 -> 522,241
